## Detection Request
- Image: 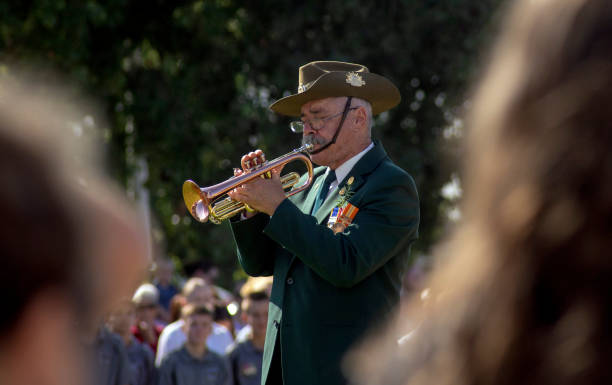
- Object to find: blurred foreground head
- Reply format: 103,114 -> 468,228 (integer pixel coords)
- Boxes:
348,0 -> 612,384
0,75 -> 148,385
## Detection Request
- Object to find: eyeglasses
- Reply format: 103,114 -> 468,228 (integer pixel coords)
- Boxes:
289,107 -> 358,133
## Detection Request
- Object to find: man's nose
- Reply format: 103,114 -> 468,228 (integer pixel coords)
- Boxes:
302,122 -> 315,135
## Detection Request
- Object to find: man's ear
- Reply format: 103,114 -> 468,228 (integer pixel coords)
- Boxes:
353,106 -> 368,130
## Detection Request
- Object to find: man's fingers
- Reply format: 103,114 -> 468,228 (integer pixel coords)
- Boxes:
241,150 -> 266,170
228,188 -> 242,202
270,168 -> 282,181
254,149 -> 265,163
241,155 -> 251,170
271,163 -> 285,175
241,152 -> 257,170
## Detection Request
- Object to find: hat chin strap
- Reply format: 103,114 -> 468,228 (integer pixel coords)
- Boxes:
309,97 -> 353,155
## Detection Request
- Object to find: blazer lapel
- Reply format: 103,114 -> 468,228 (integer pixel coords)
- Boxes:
313,140 -> 388,224
302,168 -> 327,215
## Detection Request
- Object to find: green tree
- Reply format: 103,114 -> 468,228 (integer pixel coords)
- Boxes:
0,0 -> 504,287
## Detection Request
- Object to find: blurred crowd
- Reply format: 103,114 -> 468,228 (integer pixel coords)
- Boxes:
96,256 -> 430,385
98,260 -> 274,385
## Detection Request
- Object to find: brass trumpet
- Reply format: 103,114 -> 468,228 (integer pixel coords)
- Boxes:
183,143 -> 314,224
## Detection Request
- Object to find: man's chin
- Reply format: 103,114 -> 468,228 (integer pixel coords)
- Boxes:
309,151 -> 326,166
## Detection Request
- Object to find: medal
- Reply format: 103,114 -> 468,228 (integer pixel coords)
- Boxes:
328,175 -> 359,234
327,206 -> 340,229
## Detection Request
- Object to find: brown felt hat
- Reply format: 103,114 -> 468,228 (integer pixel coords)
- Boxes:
269,61 -> 401,117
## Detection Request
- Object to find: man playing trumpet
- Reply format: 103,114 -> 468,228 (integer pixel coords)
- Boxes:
227,61 -> 420,385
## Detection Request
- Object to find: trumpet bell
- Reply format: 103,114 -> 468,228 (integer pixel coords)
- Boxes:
182,180 -> 210,223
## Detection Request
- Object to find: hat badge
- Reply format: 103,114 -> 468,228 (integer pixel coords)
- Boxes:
298,81 -> 313,93
346,72 -> 365,87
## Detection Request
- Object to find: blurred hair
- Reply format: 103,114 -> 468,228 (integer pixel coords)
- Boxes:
169,294 -> 187,323
242,291 -> 270,314
109,298 -> 135,313
0,118 -> 86,334
182,277 -> 208,296
239,276 -> 273,298
181,303 -> 213,319
0,70 -> 147,385
347,0 -> 612,384
0,74 -> 146,337
132,283 -> 159,305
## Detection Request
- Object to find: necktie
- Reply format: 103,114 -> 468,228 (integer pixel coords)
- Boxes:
311,170 -> 336,214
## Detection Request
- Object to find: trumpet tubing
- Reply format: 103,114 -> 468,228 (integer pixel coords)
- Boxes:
206,172 -> 301,224
183,144 -> 313,224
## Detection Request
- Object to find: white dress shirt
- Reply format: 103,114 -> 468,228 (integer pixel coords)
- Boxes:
320,141 -> 374,201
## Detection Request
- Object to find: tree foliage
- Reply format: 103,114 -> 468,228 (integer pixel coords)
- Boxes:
1,0 -> 504,286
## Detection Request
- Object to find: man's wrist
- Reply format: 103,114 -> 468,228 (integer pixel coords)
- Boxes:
266,196 -> 287,216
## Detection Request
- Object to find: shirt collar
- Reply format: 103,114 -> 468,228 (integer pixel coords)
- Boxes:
326,141 -> 374,185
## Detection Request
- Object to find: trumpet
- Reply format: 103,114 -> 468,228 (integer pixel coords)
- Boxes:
183,143 -> 314,224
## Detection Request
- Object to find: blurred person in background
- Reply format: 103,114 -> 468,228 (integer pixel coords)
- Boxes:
132,283 -> 165,352
168,294 -> 187,323
0,76 -> 148,385
91,323 -> 131,385
399,255 -> 430,299
215,302 -> 237,339
234,277 -> 274,343
158,304 -> 232,385
154,259 -> 179,314
107,299 -> 156,385
226,291 -> 269,385
156,277 -> 234,366
347,0 -> 612,384
185,260 -> 234,304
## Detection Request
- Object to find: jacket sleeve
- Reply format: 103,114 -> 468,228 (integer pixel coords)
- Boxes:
156,358 -> 174,385
229,213 -> 278,276
263,174 -> 419,288
143,345 -> 156,385
220,355 -> 233,385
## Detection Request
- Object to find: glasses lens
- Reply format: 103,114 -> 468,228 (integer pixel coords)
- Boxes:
289,121 -> 304,133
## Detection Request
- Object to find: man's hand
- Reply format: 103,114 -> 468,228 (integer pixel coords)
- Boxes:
227,150 -> 287,217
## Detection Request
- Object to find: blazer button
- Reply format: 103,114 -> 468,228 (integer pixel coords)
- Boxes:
286,277 -> 294,285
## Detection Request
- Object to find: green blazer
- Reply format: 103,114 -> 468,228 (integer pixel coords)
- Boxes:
230,141 -> 419,385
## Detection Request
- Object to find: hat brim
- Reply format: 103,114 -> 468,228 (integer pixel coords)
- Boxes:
269,72 -> 401,117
